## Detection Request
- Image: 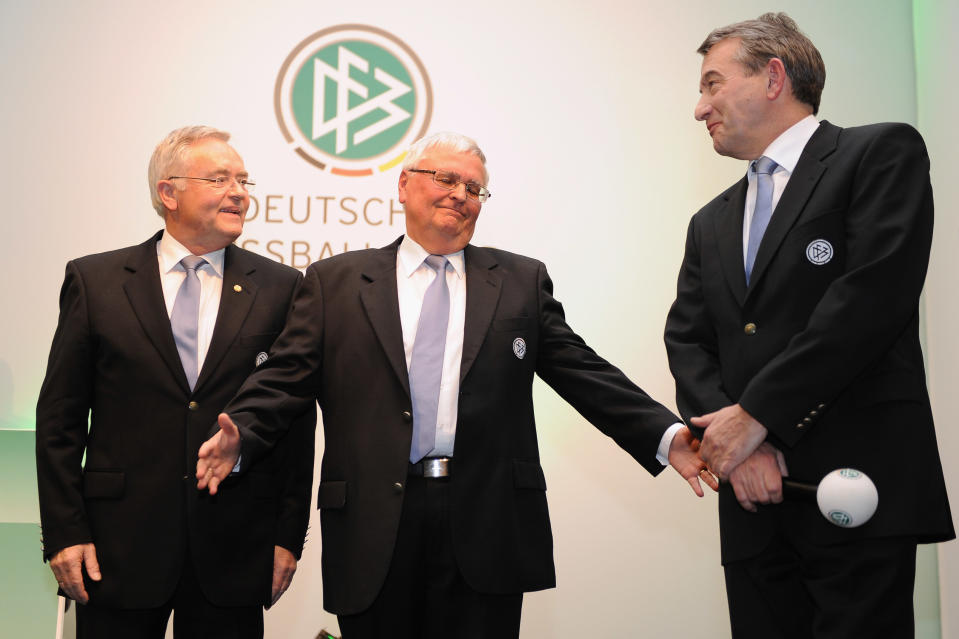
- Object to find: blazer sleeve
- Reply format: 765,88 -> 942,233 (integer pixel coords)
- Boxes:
664,214 -> 736,432
532,261 -> 679,475
267,270 -> 318,559
740,124 -> 934,445
271,405 -> 316,560
229,263 -> 325,466
35,261 -> 96,559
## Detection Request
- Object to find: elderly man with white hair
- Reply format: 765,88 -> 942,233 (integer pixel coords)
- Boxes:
198,131 -> 713,638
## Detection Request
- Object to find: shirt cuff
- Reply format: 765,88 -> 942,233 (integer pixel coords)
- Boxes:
656,422 -> 686,466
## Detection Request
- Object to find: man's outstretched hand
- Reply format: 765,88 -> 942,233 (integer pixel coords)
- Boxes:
668,425 -> 720,497
196,413 -> 241,495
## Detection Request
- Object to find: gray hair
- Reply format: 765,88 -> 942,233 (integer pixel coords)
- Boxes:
402,131 -> 489,184
698,12 -> 825,115
148,125 -> 232,217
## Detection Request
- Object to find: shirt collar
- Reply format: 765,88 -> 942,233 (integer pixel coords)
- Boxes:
157,229 -> 226,277
398,235 -> 465,280
751,114 -> 820,176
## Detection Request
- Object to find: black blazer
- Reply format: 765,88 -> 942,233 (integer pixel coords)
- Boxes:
36,231 -> 316,608
665,121 -> 954,562
222,237 -> 680,615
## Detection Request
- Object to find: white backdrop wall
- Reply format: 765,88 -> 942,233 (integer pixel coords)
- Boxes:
1,1 -> 954,637
916,0 -> 959,637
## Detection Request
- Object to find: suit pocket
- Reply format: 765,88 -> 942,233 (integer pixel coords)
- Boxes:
83,470 -> 125,499
512,460 -> 547,491
493,317 -> 529,332
317,480 -> 347,509
794,205 -> 845,227
237,331 -> 280,349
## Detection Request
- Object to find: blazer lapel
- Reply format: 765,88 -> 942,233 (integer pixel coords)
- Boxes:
713,179 -> 749,306
195,244 -> 258,393
460,245 -> 502,383
746,121 -> 838,295
359,238 -> 411,396
122,231 -> 191,392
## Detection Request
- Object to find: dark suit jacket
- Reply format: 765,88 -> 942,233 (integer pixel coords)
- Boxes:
665,121 -> 955,563
221,237 -> 679,615
36,231 -> 316,608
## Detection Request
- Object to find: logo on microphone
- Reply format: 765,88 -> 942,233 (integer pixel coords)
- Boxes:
274,25 -> 433,176
828,510 -> 853,527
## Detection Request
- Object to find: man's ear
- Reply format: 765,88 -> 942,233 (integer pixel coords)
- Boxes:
397,170 -> 408,204
157,180 -> 179,212
766,57 -> 788,100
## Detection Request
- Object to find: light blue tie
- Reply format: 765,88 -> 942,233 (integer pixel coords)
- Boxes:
745,156 -> 778,285
409,255 -> 450,463
171,256 -> 206,390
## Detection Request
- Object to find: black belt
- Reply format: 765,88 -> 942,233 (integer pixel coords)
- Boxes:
408,457 -> 453,478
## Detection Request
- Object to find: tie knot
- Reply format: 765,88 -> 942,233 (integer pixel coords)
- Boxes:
180,255 -> 206,273
754,156 -> 778,176
424,254 -> 448,272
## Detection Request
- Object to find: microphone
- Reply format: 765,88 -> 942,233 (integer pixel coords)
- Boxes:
782,468 -> 878,528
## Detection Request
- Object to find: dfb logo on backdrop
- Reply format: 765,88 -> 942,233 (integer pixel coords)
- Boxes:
274,24 -> 433,176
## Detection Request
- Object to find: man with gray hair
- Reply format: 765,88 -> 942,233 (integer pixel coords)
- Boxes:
196,131 -> 715,637
665,13 -> 954,637
36,125 -> 315,638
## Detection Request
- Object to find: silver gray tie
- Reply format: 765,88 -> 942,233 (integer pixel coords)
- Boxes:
170,255 -> 206,390
408,255 -> 450,463
745,156 -> 778,285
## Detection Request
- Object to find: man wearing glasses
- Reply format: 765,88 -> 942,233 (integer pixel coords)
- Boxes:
196,131 -> 714,637
36,126 -> 315,638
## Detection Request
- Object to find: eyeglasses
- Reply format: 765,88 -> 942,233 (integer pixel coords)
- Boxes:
167,176 -> 256,193
407,169 -> 491,202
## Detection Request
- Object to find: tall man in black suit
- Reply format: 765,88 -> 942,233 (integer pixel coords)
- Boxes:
197,131 -> 715,638
665,13 -> 954,638
36,126 -> 315,638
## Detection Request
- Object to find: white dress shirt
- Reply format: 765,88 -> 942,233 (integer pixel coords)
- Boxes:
158,232 -> 241,471
156,231 -> 226,376
396,235 -> 679,466
742,115 -> 821,262
397,235 -> 466,458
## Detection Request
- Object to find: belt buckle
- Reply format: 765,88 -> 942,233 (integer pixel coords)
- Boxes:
423,457 -> 451,478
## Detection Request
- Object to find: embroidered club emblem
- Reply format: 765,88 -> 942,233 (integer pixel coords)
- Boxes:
806,239 -> 833,265
512,337 -> 527,360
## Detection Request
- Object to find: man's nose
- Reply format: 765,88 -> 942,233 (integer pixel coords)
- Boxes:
449,182 -> 468,201
227,178 -> 246,199
694,96 -> 711,121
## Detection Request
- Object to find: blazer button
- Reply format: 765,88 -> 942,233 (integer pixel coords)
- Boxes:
744,323 -> 757,336
818,403 -> 826,410
809,410 -> 819,418
393,482 -> 404,494
402,411 -> 412,422
796,422 -> 806,430
188,401 -> 199,411
803,417 -> 813,425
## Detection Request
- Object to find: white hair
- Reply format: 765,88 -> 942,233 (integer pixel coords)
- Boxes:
147,125 -> 231,217
402,131 -> 488,184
